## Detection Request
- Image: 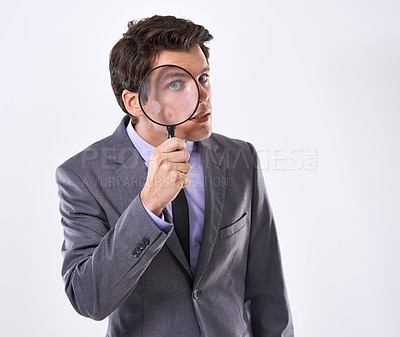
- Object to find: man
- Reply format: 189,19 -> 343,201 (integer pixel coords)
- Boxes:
56,15 -> 294,337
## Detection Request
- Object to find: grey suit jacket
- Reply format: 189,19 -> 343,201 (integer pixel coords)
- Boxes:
56,115 -> 294,337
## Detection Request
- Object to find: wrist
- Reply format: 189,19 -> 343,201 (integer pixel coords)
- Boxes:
140,191 -> 163,217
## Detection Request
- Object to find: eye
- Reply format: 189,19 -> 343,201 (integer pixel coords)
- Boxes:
198,74 -> 209,83
168,80 -> 183,90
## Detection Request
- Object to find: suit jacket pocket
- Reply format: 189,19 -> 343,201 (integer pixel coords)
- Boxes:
219,213 -> 248,240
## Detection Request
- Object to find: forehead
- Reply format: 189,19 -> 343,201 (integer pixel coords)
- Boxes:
152,45 -> 209,75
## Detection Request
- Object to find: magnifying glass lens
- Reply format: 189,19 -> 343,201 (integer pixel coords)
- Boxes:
139,65 -> 199,127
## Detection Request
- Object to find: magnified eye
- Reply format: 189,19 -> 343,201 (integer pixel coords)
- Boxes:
168,80 -> 184,90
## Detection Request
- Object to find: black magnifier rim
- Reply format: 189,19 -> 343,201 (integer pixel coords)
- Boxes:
138,64 -> 201,127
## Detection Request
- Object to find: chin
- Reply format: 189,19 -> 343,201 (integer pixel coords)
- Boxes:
178,123 -> 212,142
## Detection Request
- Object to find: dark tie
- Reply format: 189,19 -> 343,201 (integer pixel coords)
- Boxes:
172,189 -> 190,264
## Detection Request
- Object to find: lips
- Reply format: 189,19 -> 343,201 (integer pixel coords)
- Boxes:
190,111 -> 211,120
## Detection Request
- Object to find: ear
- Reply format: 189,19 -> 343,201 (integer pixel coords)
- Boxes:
122,89 -> 143,117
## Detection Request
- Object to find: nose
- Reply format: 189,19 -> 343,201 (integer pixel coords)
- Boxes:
198,82 -> 210,103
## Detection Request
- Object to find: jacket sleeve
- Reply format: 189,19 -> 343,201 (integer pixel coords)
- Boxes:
244,142 -> 295,336
55,164 -> 173,321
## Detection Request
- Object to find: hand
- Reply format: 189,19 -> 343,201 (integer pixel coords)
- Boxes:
140,137 -> 191,217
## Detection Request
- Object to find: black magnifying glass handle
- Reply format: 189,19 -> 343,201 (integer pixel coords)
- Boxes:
167,125 -> 176,139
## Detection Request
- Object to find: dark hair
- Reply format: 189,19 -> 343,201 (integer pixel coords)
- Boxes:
109,15 -> 213,117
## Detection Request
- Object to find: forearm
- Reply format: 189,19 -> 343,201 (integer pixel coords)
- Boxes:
64,196 -> 171,319
57,166 -> 172,320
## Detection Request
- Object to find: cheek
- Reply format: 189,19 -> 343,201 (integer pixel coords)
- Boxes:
150,121 -> 168,136
180,119 -> 212,140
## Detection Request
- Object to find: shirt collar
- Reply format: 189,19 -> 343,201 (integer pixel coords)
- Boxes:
126,120 -> 195,166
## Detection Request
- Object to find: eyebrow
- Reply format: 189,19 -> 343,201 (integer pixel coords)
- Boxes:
158,66 -> 210,83
161,72 -> 190,82
201,66 -> 210,73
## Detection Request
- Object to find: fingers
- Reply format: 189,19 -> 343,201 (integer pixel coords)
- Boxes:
165,150 -> 190,163
158,137 -> 186,153
181,174 -> 191,188
151,138 -> 190,166
169,162 -> 191,174
175,171 -> 191,189
151,137 -> 189,163
140,137 -> 192,214
155,161 -> 191,175
161,169 -> 190,189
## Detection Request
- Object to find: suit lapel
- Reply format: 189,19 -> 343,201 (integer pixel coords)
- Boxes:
111,116 -> 149,208
194,136 -> 227,288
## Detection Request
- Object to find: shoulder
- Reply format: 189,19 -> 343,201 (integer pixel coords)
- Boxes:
203,132 -> 257,171
56,134 -> 116,176
56,116 -> 132,177
208,132 -> 256,158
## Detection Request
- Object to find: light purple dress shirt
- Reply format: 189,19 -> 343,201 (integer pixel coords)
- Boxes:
126,121 -> 205,278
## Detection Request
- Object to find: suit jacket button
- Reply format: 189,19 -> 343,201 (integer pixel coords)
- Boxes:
193,289 -> 199,300
133,253 -> 140,258
135,246 -> 142,254
142,237 -> 150,246
138,242 -> 146,250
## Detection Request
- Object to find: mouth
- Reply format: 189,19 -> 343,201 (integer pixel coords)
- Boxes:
190,112 -> 211,120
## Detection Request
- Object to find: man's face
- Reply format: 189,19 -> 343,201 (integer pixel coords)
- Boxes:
140,45 -> 212,143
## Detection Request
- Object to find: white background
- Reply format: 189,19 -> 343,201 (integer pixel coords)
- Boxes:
0,0 -> 399,336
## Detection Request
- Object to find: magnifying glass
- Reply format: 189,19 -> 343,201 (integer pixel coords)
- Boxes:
138,65 -> 200,138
